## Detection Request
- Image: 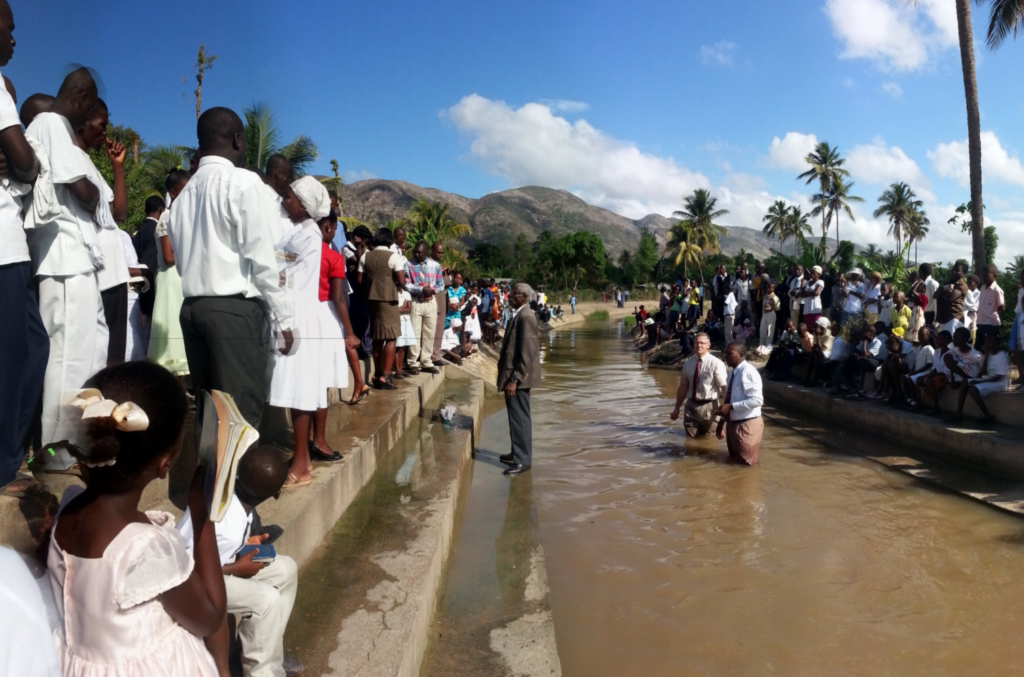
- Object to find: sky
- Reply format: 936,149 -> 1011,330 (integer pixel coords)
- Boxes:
10,0 -> 1024,265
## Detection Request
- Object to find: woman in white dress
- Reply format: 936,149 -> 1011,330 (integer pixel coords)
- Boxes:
272,178 -> 334,489
147,170 -> 191,376
395,288 -> 415,378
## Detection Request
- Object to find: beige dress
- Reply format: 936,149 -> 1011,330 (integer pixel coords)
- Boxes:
48,492 -> 218,677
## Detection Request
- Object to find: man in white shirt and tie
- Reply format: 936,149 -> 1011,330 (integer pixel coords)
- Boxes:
669,333 -> 727,438
717,342 -> 765,466
24,68 -> 106,473
169,107 -> 293,430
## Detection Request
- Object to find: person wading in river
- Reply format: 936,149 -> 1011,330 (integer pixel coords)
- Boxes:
497,283 -> 541,476
669,332 -> 727,437
716,342 -> 764,466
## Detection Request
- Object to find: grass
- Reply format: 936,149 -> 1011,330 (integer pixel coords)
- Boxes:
623,316 -> 637,329
585,310 -> 609,322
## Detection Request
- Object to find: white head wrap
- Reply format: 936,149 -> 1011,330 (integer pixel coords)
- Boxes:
291,176 -> 331,220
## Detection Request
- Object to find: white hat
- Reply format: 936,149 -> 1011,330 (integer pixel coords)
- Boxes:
847,267 -> 863,278
291,176 -> 331,220
450,318 -> 463,328
811,265 -> 822,274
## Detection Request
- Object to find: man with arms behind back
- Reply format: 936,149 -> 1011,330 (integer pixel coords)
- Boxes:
497,283 -> 541,477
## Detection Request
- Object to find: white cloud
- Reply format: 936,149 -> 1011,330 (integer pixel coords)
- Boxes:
767,132 -> 818,172
846,138 -> 933,199
446,94 -> 711,218
928,131 -> 1024,188
824,0 -> 957,71
699,41 -> 737,66
343,170 -> 377,183
540,99 -> 589,113
880,82 -> 903,98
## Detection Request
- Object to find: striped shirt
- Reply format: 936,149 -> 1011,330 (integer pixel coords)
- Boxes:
404,256 -> 444,299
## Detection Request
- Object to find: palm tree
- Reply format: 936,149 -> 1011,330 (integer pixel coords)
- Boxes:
908,0 -> 982,274
782,205 -> 812,257
141,145 -> 189,195
672,188 -> 728,255
824,177 -> 863,250
762,200 -> 791,247
243,103 -> 318,177
874,183 -> 924,254
860,244 -> 883,262
905,207 -> 930,265
664,221 -> 703,280
1008,254 -> 1024,280
798,141 -> 850,238
193,45 -> 217,120
406,200 -> 473,269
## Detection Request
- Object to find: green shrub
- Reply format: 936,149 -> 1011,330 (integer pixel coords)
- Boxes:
585,310 -> 609,322
623,316 -> 637,329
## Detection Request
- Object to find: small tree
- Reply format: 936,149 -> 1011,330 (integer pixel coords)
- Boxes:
193,45 -> 218,120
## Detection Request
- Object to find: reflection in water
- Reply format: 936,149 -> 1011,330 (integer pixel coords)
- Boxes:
528,326 -> 1024,676
495,474 -> 534,609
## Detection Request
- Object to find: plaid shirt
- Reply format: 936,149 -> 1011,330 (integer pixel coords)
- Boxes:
404,257 -> 444,299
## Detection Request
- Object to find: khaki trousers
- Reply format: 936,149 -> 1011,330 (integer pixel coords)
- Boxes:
726,416 -> 763,466
409,297 -> 437,367
225,555 -> 298,677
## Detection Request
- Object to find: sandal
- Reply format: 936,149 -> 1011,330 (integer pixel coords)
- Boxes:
348,385 -> 370,405
376,376 -> 397,390
283,472 -> 311,489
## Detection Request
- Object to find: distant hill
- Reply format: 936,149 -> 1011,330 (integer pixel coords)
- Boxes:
338,179 -> 795,260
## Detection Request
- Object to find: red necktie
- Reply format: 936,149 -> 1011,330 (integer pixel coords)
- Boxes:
692,356 -> 701,399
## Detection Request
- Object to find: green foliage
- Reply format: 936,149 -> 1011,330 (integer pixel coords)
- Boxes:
874,182 -> 926,254
89,124 -> 149,233
984,225 -> 998,266
623,315 -> 637,329
405,199 -> 472,270
534,230 -> 607,292
585,310 -> 609,322
141,145 -> 190,195
852,240 -> 913,288
468,242 -> 511,277
243,103 -> 318,177
631,229 -> 660,285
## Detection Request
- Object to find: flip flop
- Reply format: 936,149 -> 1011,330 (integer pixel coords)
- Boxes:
283,473 -> 311,489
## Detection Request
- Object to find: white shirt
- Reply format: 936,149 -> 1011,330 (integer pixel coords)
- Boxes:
828,336 -> 847,362
168,155 -> 293,329
725,360 -> 763,421
913,344 -> 935,372
0,547 -> 62,677
963,288 -> 980,313
177,494 -> 251,566
879,297 -> 894,326
0,76 -> 28,266
678,352 -> 728,401
24,112 -> 96,276
924,276 -> 940,313
984,351 -> 1010,380
801,279 -> 824,314
263,186 -> 292,245
723,292 -> 737,317
733,278 -> 750,304
441,326 -> 460,351
842,282 -> 864,313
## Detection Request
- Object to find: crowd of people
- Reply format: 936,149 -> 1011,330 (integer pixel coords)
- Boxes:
0,9 -> 548,674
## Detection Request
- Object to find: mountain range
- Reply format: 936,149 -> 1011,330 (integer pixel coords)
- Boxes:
337,179 -> 788,261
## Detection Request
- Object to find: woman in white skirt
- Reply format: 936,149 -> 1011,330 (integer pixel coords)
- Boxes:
395,288 -> 415,378
271,178 -> 331,489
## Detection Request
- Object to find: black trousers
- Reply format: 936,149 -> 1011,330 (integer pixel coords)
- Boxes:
506,387 -> 532,467
0,262 -> 48,486
180,296 -> 270,430
101,283 -> 128,366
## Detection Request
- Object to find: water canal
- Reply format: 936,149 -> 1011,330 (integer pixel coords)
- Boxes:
424,323 -> 1024,676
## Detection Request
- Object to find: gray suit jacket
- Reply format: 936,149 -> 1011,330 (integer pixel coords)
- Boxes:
497,307 -> 541,390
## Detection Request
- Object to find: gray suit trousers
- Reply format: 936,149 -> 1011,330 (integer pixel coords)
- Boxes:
506,388 -> 532,467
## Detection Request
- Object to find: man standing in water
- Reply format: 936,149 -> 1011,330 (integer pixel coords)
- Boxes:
669,333 -> 727,437
717,342 -> 764,466
497,283 -> 541,476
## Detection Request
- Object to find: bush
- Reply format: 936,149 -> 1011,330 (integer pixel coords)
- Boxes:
585,310 -> 609,322
623,316 -> 637,329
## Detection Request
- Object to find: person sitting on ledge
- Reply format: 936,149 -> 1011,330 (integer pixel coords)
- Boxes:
948,331 -> 1008,423
831,323 -> 882,396
942,326 -> 985,415
764,318 -> 797,378
803,317 -> 833,387
815,322 -> 846,388
901,326 -> 935,407
867,330 -> 914,403
918,330 -> 953,414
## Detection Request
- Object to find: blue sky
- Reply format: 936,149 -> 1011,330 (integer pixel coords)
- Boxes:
9,0 -> 1024,264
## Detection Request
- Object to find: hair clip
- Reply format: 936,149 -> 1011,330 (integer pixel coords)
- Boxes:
69,388 -> 150,433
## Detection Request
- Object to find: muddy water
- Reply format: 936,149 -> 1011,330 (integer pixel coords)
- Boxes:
433,324 -> 1024,676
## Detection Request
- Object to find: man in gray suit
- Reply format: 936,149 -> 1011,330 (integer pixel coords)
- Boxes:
497,283 -> 541,476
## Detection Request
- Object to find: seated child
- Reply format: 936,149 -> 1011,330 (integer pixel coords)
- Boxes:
48,362 -> 224,677
179,445 -> 300,677
765,319 -> 800,377
833,323 -> 883,394
804,317 -> 834,387
951,331 -> 1008,423
901,326 -> 935,406
919,330 -> 954,413
817,322 -> 846,387
774,322 -> 813,380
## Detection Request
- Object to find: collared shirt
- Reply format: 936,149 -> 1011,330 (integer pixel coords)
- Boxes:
726,360 -> 763,421
724,292 -> 737,317
24,112 -> 96,276
733,278 -> 750,304
977,282 -> 1004,326
177,494 -> 252,566
842,282 -> 864,313
0,74 -> 27,266
856,337 -> 883,358
678,352 -> 727,402
404,256 -> 444,299
829,336 -> 847,362
168,155 -> 293,329
924,276 -> 940,312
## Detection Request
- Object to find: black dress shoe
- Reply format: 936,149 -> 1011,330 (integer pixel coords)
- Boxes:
503,464 -> 531,476
310,443 -> 343,462
499,453 -> 515,465
421,366 -> 439,375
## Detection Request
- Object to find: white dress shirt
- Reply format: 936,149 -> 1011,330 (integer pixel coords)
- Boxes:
168,155 -> 293,330
678,352 -> 728,402
726,360 -> 763,421
24,112 -> 96,277
0,75 -> 28,267
177,494 -> 251,566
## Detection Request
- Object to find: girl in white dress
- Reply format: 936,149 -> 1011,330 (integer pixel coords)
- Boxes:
48,361 -> 223,677
395,289 -> 415,377
272,178 -> 336,489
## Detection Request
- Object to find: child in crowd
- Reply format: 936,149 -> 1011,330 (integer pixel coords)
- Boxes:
760,281 -> 780,351
878,283 -> 894,328
318,214 -> 366,404
963,274 -> 980,335
919,330 -> 954,414
941,327 -> 986,417
48,362 -> 223,677
951,332 -> 1009,423
734,318 -> 754,342
804,317 -> 834,387
395,287 -> 414,379
441,317 -> 465,363
901,326 -> 935,407
815,322 -> 846,387
863,272 -> 883,324
735,300 -> 751,330
868,330 -> 914,402
178,445 -> 300,677
832,323 -> 882,395
890,291 -> 912,340
464,307 -> 483,343
765,319 -> 800,378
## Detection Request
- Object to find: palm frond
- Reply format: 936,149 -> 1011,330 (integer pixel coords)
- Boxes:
280,136 -> 318,178
243,102 -> 280,172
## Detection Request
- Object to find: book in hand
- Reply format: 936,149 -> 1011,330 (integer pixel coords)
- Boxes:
236,544 -> 276,563
198,390 -> 259,523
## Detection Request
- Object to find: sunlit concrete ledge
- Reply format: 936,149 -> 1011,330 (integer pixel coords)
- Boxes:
763,378 -> 1024,482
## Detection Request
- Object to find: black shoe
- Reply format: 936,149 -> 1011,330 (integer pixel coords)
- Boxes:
310,443 -> 342,462
421,366 -> 439,375
503,463 -> 531,476
499,453 -> 515,465
432,360 -> 446,367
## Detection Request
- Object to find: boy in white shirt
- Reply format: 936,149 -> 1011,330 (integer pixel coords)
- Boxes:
951,332 -> 1008,423
723,290 -> 737,345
